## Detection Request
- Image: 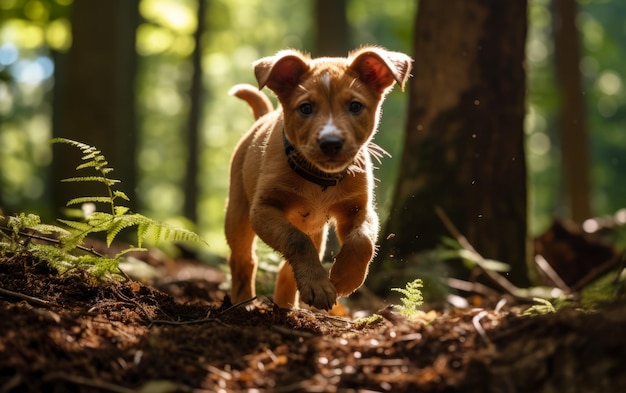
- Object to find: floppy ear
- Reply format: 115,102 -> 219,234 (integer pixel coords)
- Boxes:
349,47 -> 413,93
254,50 -> 310,96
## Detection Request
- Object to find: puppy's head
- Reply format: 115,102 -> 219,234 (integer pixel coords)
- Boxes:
254,47 -> 412,174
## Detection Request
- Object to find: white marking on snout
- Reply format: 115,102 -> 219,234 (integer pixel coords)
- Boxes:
322,72 -> 330,90
319,116 -> 341,139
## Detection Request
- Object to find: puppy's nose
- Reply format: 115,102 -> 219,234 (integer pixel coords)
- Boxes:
319,136 -> 344,156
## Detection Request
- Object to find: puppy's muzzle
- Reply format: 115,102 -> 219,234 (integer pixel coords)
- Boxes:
319,136 -> 345,157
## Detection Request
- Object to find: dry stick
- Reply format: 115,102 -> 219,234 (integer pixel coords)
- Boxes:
534,254 -> 571,293
434,206 -> 528,300
0,286 -> 50,307
571,252 -> 624,293
148,296 -> 259,327
445,277 -> 501,298
472,310 -> 494,347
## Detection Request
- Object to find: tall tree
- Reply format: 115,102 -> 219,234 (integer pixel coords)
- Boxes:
53,0 -> 139,214
553,0 -> 591,224
183,0 -> 207,224
313,0 -> 350,57
373,0 -> 530,289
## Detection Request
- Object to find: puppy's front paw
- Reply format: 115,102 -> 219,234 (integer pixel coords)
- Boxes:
298,277 -> 337,310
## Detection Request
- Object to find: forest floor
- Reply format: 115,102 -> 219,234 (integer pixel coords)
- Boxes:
1,247 -> 626,393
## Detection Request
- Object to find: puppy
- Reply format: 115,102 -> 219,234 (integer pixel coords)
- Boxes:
225,47 -> 412,310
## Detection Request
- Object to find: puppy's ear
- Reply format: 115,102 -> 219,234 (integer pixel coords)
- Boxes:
349,47 -> 413,93
254,50 -> 310,95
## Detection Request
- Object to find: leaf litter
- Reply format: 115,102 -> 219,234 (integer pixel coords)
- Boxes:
1,250 -> 626,392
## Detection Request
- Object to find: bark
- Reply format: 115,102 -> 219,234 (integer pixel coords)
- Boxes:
53,0 -> 139,214
374,0 -> 529,289
553,0 -> 591,223
313,0 -> 350,57
183,0 -> 207,224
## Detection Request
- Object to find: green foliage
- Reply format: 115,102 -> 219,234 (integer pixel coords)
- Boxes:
353,313 -> 384,326
391,278 -> 425,319
522,297 -> 558,316
51,138 -> 206,250
438,237 -> 511,272
0,138 -> 207,278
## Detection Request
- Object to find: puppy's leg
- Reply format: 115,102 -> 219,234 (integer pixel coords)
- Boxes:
273,227 -> 327,309
225,194 -> 257,304
330,208 -> 378,297
251,203 -> 337,310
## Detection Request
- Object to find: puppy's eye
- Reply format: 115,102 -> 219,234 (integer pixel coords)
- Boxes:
299,103 -> 313,115
349,101 -> 363,114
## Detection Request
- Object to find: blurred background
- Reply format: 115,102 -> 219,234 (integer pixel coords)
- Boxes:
0,0 -> 624,276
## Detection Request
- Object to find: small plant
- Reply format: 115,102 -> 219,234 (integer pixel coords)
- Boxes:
0,138 -> 206,277
392,278 -> 425,319
522,297 -> 557,316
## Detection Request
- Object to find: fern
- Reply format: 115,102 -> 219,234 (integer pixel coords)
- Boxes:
522,297 -> 557,316
392,278 -> 425,319
50,137 -> 206,249
0,138 -> 207,279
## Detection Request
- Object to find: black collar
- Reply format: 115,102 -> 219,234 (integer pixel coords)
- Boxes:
283,131 -> 345,190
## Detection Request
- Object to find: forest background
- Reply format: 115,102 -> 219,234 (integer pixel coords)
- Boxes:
0,0 -> 625,286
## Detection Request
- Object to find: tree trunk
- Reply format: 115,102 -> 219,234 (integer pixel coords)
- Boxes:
313,0 -> 350,57
53,0 -> 139,215
373,0 -> 529,290
183,0 -> 207,224
552,0 -> 591,224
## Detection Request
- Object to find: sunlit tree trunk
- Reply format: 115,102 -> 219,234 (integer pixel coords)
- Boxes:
372,0 -> 530,290
553,0 -> 591,224
53,0 -> 139,215
183,0 -> 207,224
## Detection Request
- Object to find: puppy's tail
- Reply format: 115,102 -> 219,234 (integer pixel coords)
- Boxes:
229,84 -> 274,120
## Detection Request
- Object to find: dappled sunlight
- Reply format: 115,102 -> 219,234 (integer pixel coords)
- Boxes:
1,19 -> 44,49
0,0 -> 624,252
45,18 -> 71,50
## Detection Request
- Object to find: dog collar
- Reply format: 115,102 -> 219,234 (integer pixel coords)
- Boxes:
283,131 -> 345,190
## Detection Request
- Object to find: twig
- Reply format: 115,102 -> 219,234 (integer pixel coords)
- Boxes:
0,226 -> 104,257
534,254 -> 571,293
434,206 -> 528,299
149,296 -> 259,328
0,286 -> 50,307
472,310 -> 494,347
571,252 -> 624,292
444,277 -> 501,298
1,226 -> 133,281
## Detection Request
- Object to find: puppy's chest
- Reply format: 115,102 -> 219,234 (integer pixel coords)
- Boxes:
283,191 -> 344,231
285,200 -> 333,229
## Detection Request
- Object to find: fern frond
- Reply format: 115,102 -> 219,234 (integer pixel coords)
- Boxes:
115,247 -> 148,258
114,206 -> 130,216
75,254 -> 120,277
76,161 -> 105,171
392,279 -> 425,319
105,214 -> 147,246
61,176 -> 120,187
113,190 -> 130,201
137,219 -> 207,248
29,244 -> 77,273
32,224 -> 72,238
81,150 -> 101,161
66,196 -> 114,207
137,222 -> 151,248
50,137 -> 92,151
58,219 -> 96,232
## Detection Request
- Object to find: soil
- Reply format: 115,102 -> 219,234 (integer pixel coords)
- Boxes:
1,249 -> 626,393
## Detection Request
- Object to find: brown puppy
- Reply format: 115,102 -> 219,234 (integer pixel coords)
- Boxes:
225,47 -> 412,310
